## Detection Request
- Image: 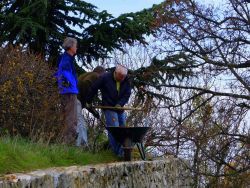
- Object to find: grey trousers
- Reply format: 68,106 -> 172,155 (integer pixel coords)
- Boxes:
76,99 -> 88,146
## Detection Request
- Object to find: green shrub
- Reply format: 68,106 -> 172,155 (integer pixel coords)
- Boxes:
0,47 -> 62,142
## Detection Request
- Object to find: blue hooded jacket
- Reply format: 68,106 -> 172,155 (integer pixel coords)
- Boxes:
55,52 -> 79,94
86,71 -> 131,108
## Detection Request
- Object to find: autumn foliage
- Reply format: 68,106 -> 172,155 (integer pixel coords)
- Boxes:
0,47 -> 62,142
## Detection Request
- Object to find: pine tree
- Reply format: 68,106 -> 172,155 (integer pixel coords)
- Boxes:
0,0 -> 193,103
0,0 -> 160,66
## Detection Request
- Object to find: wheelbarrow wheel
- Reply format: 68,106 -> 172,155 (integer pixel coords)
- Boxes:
124,148 -> 132,161
123,137 -> 132,161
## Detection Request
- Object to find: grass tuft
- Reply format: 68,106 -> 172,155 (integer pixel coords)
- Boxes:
0,136 -> 119,176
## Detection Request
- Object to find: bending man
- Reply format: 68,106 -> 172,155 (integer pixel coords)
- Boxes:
76,66 -> 105,146
86,65 -> 131,155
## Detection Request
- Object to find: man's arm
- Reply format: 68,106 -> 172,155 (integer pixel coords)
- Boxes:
57,58 -> 74,88
85,75 -> 104,103
117,81 -> 131,106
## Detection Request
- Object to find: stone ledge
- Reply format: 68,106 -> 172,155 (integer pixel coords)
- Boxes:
0,158 -> 191,188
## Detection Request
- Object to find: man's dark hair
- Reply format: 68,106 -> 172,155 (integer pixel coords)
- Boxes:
93,66 -> 105,74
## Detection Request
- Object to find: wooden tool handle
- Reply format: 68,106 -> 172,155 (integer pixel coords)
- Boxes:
92,105 -> 144,111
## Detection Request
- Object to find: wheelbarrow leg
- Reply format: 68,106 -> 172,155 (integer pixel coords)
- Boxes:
136,143 -> 146,160
123,137 -> 133,161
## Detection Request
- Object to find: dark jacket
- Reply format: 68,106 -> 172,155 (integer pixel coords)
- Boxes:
78,72 -> 99,106
86,71 -> 131,108
55,52 -> 78,94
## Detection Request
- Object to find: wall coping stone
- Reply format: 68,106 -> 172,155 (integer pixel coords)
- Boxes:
0,157 -> 192,188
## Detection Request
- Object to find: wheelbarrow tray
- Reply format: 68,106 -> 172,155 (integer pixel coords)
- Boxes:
106,126 -> 150,144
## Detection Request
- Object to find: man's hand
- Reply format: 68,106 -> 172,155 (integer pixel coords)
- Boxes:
115,104 -> 121,108
62,79 -> 70,87
115,104 -> 123,111
85,103 -> 91,108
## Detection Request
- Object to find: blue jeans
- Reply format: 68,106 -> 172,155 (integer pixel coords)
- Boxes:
103,110 -> 126,156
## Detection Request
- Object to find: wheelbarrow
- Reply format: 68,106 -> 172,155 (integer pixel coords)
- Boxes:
106,126 -> 150,161
91,105 -> 150,161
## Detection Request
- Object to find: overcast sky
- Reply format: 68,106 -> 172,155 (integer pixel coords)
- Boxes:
85,0 -> 163,17
84,0 -> 224,17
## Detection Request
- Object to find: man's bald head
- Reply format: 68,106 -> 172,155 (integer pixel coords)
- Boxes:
114,64 -> 128,82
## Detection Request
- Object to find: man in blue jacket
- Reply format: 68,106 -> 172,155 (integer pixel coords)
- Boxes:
86,65 -> 131,155
56,37 -> 78,144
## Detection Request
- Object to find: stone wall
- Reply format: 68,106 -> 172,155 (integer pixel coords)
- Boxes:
0,157 -> 192,188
